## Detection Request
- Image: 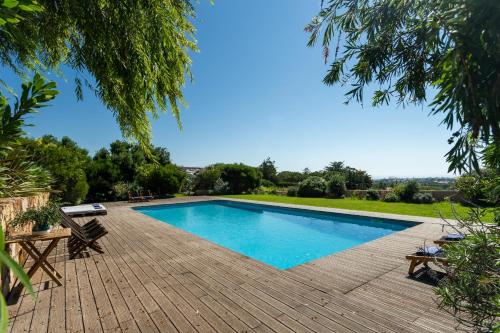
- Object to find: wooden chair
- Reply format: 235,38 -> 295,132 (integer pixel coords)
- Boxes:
406,253 -> 448,275
128,191 -> 143,202
60,211 -> 108,259
141,190 -> 154,201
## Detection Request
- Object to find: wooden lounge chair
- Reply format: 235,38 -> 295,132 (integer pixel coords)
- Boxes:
128,191 -> 143,202
60,211 -> 108,259
141,190 -> 154,201
434,233 -> 464,246
406,246 -> 448,275
129,191 -> 151,202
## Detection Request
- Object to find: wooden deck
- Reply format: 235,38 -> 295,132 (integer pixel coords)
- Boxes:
8,197 -> 460,333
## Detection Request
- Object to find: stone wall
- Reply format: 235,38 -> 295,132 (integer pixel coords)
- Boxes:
0,192 -> 50,296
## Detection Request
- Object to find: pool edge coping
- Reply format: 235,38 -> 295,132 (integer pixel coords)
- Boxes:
121,195 -> 452,272
216,197 -> 451,225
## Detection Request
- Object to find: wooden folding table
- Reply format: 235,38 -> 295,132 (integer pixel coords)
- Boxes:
6,228 -> 71,291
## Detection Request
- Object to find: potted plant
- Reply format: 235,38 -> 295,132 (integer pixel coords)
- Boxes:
11,202 -> 61,235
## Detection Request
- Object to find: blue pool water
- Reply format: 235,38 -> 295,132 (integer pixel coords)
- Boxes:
134,200 -> 416,269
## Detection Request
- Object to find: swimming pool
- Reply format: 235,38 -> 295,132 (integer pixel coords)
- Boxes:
134,200 -> 417,269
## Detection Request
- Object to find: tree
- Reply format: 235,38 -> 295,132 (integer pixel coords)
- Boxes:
324,161 -> 345,173
297,176 -> 327,197
307,2 -> 500,329
23,135 -> 90,204
326,173 -> 346,198
344,168 -> 372,190
276,171 -> 306,186
323,162 -> 373,190
86,148 -> 121,201
1,0 -> 200,151
107,140 -> 172,183
193,166 -> 222,192
219,164 -> 262,194
306,0 -> 500,173
135,164 -> 185,196
258,157 -> 278,184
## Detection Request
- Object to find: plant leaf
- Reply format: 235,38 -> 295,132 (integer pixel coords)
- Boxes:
0,250 -> 34,297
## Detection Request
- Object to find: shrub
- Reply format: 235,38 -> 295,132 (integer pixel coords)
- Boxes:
435,208 -> 499,332
455,169 -> 500,207
326,173 -> 346,198
412,192 -> 434,204
113,181 -> 131,200
193,166 -> 221,191
63,171 -> 90,204
383,191 -> 400,202
366,189 -> 380,200
254,186 -> 278,195
394,180 -> 419,202
179,174 -> 195,194
287,186 -> 298,197
297,176 -> 326,197
24,135 -> 90,204
86,151 -> 121,201
261,179 -> 275,187
351,190 -> 366,199
277,171 -> 305,186
212,178 -> 230,195
219,163 -> 262,194
136,164 -> 185,196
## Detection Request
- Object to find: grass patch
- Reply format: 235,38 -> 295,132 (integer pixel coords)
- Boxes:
222,194 -> 490,220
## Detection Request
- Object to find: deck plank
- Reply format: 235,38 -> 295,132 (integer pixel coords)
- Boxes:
8,197 -> 459,332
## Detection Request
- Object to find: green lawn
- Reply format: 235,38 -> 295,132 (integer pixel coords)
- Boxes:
222,194 -> 486,220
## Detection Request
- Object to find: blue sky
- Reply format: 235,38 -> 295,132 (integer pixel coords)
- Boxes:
4,0 -> 454,178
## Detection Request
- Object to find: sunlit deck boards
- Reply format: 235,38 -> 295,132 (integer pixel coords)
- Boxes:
8,197 -> 459,332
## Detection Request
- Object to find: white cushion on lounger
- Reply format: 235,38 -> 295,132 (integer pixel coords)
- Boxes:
61,204 -> 107,216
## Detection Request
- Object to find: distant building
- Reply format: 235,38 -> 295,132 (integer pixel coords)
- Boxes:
180,166 -> 203,176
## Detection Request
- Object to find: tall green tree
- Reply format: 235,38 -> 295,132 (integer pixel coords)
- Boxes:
258,157 -> 278,184
1,0 -> 199,151
324,161 -> 372,190
306,0 -> 500,173
22,135 -> 90,204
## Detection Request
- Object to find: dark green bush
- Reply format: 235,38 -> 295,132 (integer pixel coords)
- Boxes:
277,171 -> 305,186
435,208 -> 499,332
394,180 -> 419,202
212,178 -> 230,195
193,166 -> 221,191
287,186 -> 298,197
351,190 -> 366,199
136,164 -> 185,196
455,174 -> 483,203
297,176 -> 326,197
261,179 -> 275,187
383,191 -> 400,202
23,135 -> 90,204
366,189 -> 380,200
455,169 -> 499,206
326,173 -> 346,198
412,192 -> 434,204
219,163 -> 262,194
86,150 -> 121,201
